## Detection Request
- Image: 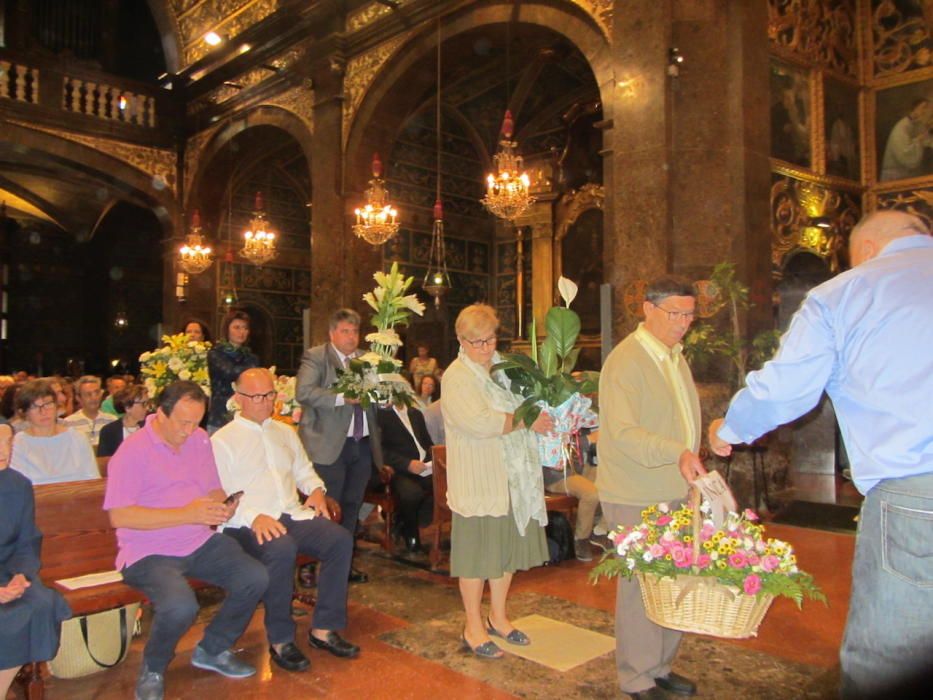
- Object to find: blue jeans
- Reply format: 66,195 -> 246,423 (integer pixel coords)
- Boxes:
224,513 -> 353,643
840,471 -> 933,698
122,534 -> 268,674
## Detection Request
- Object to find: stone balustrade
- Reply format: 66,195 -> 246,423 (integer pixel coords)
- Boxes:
61,76 -> 157,127
0,60 -> 40,104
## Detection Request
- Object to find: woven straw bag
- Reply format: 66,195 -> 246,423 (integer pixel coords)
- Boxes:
634,489 -> 774,639
49,603 -> 140,678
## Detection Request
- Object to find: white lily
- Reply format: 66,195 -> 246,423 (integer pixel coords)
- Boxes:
557,276 -> 578,307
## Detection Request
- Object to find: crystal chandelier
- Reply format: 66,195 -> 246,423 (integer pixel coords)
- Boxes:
240,191 -> 277,266
482,110 -> 533,221
422,18 -> 451,307
353,153 -> 400,246
178,209 -> 214,275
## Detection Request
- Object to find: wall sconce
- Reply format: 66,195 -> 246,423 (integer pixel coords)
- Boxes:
668,47 -> 684,78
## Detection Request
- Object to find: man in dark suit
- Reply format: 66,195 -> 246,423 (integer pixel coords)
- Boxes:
296,308 -> 383,583
377,401 -> 435,552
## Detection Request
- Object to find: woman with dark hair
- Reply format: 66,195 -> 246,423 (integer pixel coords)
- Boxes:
413,374 -> 438,411
97,385 -> 150,474
207,309 -> 258,432
11,380 -> 98,484
0,422 -> 72,698
182,319 -> 212,343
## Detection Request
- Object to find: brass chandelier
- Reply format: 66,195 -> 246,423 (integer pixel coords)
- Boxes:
482,109 -> 533,221
178,209 -> 214,275
353,153 -> 400,246
241,191 -> 277,266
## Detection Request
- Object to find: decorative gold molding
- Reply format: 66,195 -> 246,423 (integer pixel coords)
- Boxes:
554,183 -> 605,241
569,1 -> 613,44
179,0 -> 277,67
347,1 -> 403,33
261,84 -> 315,135
767,0 -> 858,78
184,125 -> 220,207
7,120 -> 177,194
868,0 -> 933,80
342,34 -> 407,150
771,160 -> 865,192
872,188 -> 933,230
770,174 -> 861,273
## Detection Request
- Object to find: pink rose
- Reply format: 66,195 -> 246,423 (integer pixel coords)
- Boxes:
671,548 -> 689,566
649,544 -> 665,558
728,552 -> 748,568
699,524 -> 716,541
743,574 -> 762,595
695,554 -> 711,569
656,515 -> 673,526
744,508 -> 759,522
760,555 -> 780,572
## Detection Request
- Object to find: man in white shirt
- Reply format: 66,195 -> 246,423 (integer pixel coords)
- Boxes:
63,375 -> 116,450
212,368 -> 358,673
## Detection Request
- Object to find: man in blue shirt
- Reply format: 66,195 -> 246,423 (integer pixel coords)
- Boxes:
709,210 -> 933,699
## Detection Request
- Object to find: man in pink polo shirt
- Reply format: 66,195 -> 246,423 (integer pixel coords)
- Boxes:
104,381 -> 268,700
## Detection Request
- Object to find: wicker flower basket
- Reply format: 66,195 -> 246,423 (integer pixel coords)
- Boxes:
633,487 -> 774,639
635,571 -> 774,638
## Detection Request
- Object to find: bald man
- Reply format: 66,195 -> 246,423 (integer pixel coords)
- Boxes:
708,210 -> 933,699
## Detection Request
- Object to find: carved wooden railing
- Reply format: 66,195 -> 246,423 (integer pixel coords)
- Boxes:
0,49 -> 168,137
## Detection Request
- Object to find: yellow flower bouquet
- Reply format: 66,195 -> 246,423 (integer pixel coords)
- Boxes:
139,334 -> 211,399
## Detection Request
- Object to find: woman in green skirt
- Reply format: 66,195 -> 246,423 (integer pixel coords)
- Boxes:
441,304 -> 554,659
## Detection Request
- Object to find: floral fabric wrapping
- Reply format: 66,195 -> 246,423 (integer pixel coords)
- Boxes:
536,393 -> 598,469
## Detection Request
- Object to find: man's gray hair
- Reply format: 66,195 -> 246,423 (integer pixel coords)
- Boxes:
645,276 -> 696,305
75,375 -> 102,392
329,308 -> 361,330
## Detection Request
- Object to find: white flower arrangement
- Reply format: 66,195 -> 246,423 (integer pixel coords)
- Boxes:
139,334 -> 211,399
334,262 -> 425,409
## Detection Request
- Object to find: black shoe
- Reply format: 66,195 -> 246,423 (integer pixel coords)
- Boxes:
654,672 -> 697,696
308,631 -> 360,659
348,567 -> 369,584
269,642 -> 310,672
629,688 -> 669,700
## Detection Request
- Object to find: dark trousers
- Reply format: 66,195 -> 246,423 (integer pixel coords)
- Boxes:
224,513 -> 353,643
315,437 -> 372,535
122,534 -> 268,674
392,471 -> 434,539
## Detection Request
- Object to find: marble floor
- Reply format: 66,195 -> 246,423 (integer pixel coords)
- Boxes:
29,523 -> 854,700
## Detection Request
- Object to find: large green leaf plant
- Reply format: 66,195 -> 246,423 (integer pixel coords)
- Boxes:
492,277 -> 599,427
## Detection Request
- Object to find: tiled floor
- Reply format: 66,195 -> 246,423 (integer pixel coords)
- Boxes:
29,523 -> 854,700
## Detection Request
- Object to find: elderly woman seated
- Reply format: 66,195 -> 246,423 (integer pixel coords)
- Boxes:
10,379 -> 99,484
0,423 -> 72,697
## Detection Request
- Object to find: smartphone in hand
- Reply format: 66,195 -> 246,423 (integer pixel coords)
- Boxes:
224,490 -> 244,506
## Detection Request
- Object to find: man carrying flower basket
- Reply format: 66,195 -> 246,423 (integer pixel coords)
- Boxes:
596,276 -> 706,700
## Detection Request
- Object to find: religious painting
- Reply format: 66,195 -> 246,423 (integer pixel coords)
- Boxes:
770,60 -> 812,169
824,78 -> 860,181
875,78 -> 933,182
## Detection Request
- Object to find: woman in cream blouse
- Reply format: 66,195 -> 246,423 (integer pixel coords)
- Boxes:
441,304 -> 554,659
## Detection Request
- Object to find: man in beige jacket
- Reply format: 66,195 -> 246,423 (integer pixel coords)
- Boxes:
597,276 -> 707,700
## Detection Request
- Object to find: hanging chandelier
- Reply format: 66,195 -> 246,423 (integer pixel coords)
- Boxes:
482,109 -> 533,221
423,17 -> 451,307
178,209 -> 214,275
240,191 -> 277,266
353,153 -> 400,245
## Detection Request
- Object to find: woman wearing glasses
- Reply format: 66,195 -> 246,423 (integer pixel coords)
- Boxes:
0,422 -> 72,699
10,380 -> 99,485
441,304 -> 555,659
97,385 -> 150,475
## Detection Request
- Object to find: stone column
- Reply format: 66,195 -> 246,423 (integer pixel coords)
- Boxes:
606,0 -> 772,341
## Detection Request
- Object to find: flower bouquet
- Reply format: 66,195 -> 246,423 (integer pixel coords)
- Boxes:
590,494 -> 825,638
139,334 -> 211,399
492,277 -> 599,469
332,262 -> 425,409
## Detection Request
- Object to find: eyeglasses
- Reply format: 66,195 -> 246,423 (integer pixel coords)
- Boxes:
30,400 -> 57,413
131,399 -> 150,407
462,335 -> 497,349
652,303 -> 696,323
236,390 -> 277,404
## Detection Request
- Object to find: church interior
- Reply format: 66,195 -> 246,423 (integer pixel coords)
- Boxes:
0,0 -> 931,698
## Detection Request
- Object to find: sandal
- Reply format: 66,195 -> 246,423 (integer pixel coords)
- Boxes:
486,617 -> 531,646
460,632 -> 504,659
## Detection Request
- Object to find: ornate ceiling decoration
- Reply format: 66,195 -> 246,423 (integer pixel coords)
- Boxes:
569,0 -> 613,44
170,0 -> 279,68
869,0 -> 933,78
342,35 -> 407,149
348,1 -> 405,33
